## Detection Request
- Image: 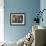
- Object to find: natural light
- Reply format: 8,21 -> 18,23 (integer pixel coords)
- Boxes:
0,8 -> 4,42
0,0 -> 4,42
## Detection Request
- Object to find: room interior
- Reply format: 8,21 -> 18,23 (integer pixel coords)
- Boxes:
0,0 -> 46,46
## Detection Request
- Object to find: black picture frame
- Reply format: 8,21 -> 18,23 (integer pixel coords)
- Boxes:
10,13 -> 26,26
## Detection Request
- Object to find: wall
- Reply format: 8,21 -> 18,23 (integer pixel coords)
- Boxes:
40,0 -> 46,27
4,0 -> 40,42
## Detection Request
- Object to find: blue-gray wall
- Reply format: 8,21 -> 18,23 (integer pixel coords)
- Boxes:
40,0 -> 46,27
4,0 -> 40,42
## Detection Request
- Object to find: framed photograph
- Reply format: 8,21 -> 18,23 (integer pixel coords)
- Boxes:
10,13 -> 25,25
